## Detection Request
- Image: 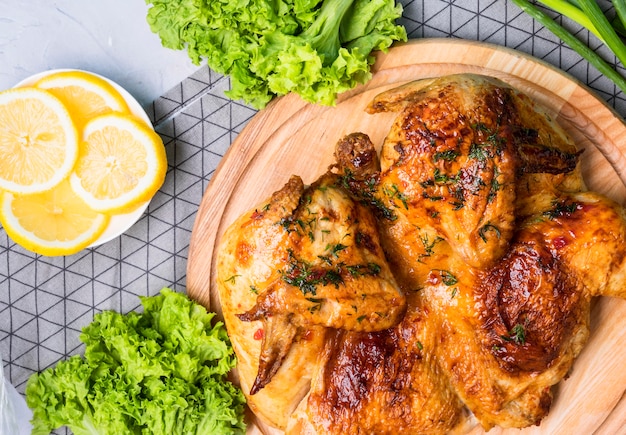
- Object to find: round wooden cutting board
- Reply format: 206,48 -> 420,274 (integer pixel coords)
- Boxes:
187,39 -> 626,434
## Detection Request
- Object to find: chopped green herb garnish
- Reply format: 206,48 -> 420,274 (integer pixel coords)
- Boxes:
478,223 -> 501,243
418,233 -> 444,261
282,250 -> 381,296
433,149 -> 460,162
346,263 -> 382,277
506,323 -> 526,345
543,200 -> 581,220
340,170 -> 397,221
423,192 -> 444,202
224,275 -> 240,284
383,183 -> 409,209
468,142 -> 489,161
330,243 -> 348,257
432,269 -> 458,286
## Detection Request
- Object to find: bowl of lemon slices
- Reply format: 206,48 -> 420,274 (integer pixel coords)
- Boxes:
0,70 -> 167,256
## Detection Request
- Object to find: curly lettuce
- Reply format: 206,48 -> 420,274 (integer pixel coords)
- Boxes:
145,0 -> 407,108
25,288 -> 246,435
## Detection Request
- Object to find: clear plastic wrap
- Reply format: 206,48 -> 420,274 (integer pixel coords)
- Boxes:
1,357 -> 32,435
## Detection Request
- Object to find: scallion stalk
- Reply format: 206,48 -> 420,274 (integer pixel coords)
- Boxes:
511,0 -> 626,94
576,0 -> 626,68
536,0 -> 604,42
613,0 -> 626,35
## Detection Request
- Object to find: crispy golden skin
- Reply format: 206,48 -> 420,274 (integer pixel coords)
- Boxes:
293,197 -> 626,432
218,74 -> 626,434
365,74 -> 580,270
217,172 -> 406,427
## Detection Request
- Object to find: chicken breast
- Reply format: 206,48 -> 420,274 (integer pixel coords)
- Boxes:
366,74 -> 580,270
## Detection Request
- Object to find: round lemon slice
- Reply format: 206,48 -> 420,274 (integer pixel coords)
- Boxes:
70,112 -> 167,213
0,179 -> 109,256
34,70 -> 130,131
0,87 -> 79,194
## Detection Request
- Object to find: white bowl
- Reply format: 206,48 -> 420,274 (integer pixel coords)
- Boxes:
14,69 -> 156,248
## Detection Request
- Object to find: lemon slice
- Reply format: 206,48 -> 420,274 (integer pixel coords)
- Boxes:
0,87 -> 78,194
34,70 -> 130,131
0,179 -> 109,256
70,113 -> 167,213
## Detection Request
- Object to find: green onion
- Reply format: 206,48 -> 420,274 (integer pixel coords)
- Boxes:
536,0 -> 604,41
613,0 -> 626,35
511,0 -> 626,95
577,0 -> 626,68
612,15 -> 626,39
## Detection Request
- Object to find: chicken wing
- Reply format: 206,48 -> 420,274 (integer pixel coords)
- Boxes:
217,172 -> 406,414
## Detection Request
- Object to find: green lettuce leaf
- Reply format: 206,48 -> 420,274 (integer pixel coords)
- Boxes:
25,288 -> 246,435
145,0 -> 407,108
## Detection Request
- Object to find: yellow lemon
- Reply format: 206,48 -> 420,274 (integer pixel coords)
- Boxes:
34,70 -> 130,131
0,179 -> 109,256
0,87 -> 78,194
70,112 -> 167,213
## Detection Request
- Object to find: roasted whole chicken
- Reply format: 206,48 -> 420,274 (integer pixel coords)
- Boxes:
216,74 -> 626,434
